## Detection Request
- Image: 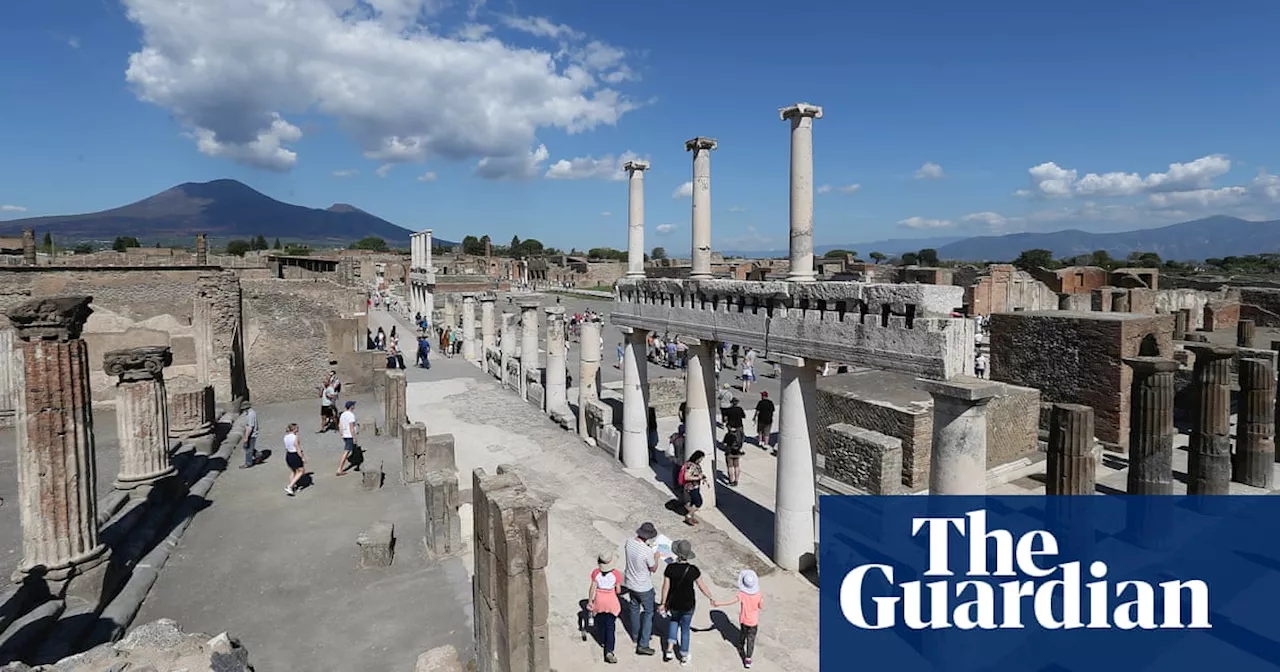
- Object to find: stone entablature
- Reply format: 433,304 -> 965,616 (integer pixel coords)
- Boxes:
611,278 -> 973,379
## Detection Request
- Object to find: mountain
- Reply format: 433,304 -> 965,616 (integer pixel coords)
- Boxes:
935,216 -> 1280,262
0,179 -> 432,247
722,236 -> 967,259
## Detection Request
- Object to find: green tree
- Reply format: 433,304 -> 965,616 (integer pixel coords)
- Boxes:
461,235 -> 483,255
900,252 -> 920,266
73,243 -> 94,255
1012,248 -> 1056,271
352,236 -> 389,252
1126,251 -> 1162,268
1089,249 -> 1114,268
917,248 -> 939,266
824,249 -> 856,258
41,232 -> 53,253
518,238 -> 544,256
111,236 -> 141,252
252,234 -> 269,251
273,238 -> 282,250
509,235 -> 521,251
225,239 -> 252,256
651,246 -> 667,260
869,251 -> 887,264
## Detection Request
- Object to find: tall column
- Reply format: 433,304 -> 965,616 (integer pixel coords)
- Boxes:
480,293 -> 497,371
462,294 -> 477,361
444,295 -> 456,329
500,313 -> 516,388
578,320 -> 602,439
1123,357 -> 1178,494
22,228 -> 36,266
685,137 -> 717,280
684,341 -> 717,507
620,327 -> 650,469
195,233 -> 208,266
544,307 -> 568,413
1185,345 -> 1236,495
1237,319 -> 1256,348
781,103 -> 823,283
918,378 -> 1003,495
1233,357 -> 1275,488
5,296 -> 109,592
106,346 -> 178,491
624,161 -> 650,278
775,355 -> 820,570
1045,403 -> 1096,495
519,301 -> 540,400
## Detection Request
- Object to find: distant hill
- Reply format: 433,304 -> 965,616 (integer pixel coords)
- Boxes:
0,179 -> 445,248
935,216 -> 1280,262
722,236 -> 967,259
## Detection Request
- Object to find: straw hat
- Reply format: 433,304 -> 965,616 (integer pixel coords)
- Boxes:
597,550 -> 616,572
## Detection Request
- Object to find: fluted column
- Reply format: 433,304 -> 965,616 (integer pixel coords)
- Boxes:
462,294 -> 477,361
684,341 -> 717,507
620,327 -> 650,469
781,103 -> 822,283
106,346 -> 177,490
544,307 -> 568,413
624,160 -> 650,278
168,385 -> 213,439
685,138 -> 717,280
1046,403 -> 1096,495
519,301 -> 540,400
1123,357 -> 1178,494
500,313 -> 516,389
1237,319 -> 1256,348
578,320 -> 602,439
1233,357 -> 1275,488
918,378 -> 1002,495
776,354 -> 820,570
1186,345 -> 1236,495
5,296 -> 109,588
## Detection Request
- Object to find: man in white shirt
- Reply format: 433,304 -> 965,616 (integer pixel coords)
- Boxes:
623,522 -> 662,656
336,401 -> 359,476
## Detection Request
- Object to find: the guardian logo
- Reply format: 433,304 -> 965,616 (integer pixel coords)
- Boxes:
840,510 -> 1211,631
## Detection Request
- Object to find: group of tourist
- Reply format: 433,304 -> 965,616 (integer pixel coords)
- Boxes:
586,523 -> 764,667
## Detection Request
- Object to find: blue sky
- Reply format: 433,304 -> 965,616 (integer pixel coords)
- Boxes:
2,0 -> 1279,252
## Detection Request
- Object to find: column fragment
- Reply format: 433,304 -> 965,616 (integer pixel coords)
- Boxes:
106,346 -> 178,491
918,378 -> 1003,495
1124,357 -> 1178,494
1185,344 -> 1236,495
1233,357 -> 1275,488
1045,403 -> 1096,495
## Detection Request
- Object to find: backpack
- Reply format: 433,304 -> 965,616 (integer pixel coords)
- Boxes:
676,462 -> 687,486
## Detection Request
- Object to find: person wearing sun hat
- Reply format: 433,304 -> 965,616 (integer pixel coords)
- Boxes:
623,523 -> 663,656
659,540 -> 718,665
588,549 -> 624,663
713,569 -> 766,668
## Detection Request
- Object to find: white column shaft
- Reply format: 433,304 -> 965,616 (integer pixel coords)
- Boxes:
690,150 -> 713,279
627,171 -> 646,278
787,116 -> 817,282
462,298 -> 477,360
930,398 -> 991,495
775,359 -> 818,571
621,330 -> 650,469
545,312 -> 568,412
578,321 -> 602,439
684,342 -> 717,509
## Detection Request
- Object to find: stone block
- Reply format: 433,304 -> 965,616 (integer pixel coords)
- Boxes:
817,424 -> 902,494
646,376 -> 685,418
385,371 -> 407,438
357,522 -> 394,568
986,382 -> 1041,466
526,381 -> 544,410
401,422 -> 428,483
597,424 -> 621,459
816,371 -> 932,489
424,470 -> 463,557
362,463 -> 383,490
416,645 -> 464,672
584,399 -> 613,441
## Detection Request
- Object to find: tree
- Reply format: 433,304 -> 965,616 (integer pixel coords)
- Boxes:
917,248 -> 939,266
112,236 -> 141,252
273,238 -> 282,250
1012,248 -> 1056,271
510,235 -> 521,251
651,246 -> 667,260
352,236 -> 389,252
461,235 -> 485,255
900,252 -> 920,266
824,249 -> 856,258
225,239 -> 252,257
72,243 -> 94,255
1089,249 -> 1114,268
869,251 -> 887,264
252,234 -> 269,251
41,232 -> 53,253
1126,251 -> 1162,268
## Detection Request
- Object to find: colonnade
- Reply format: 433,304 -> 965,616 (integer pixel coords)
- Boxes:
408,228 -> 435,318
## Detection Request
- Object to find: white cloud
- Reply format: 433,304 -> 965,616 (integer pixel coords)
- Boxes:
1018,154 -> 1235,199
961,211 -> 1024,232
67,36 -> 81,49
375,163 -> 394,178
914,162 -> 943,179
0,205 -> 27,213
416,171 -> 438,182
455,23 -> 492,40
727,205 -> 747,213
123,1 -> 638,179
544,151 -> 639,181
816,184 -> 832,194
897,216 -> 953,230
816,183 -> 859,195
332,169 -> 358,178
476,144 -> 549,180
600,211 -> 611,216
655,223 -> 676,234
672,181 -> 692,199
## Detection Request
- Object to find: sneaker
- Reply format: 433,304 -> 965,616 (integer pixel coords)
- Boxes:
604,652 -> 617,664
636,646 -> 655,656
681,654 -> 690,667
284,487 -> 295,496
744,658 -> 752,668
663,651 -> 673,662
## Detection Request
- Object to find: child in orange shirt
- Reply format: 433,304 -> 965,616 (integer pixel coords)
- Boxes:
712,569 -> 764,668
587,550 -> 624,664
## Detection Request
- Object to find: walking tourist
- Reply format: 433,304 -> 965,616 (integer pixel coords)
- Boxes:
616,342 -> 624,369
975,352 -> 989,378
238,399 -> 260,469
587,550 -> 624,663
723,429 -> 744,487
722,397 -> 746,446
679,451 -> 707,526
741,348 -> 757,393
753,391 -> 774,448
318,374 -> 338,432
336,400 -> 358,476
717,383 -> 734,427
711,569 -> 765,668
623,522 -> 663,657
417,333 -> 432,369
283,423 -> 307,496
659,540 -> 717,666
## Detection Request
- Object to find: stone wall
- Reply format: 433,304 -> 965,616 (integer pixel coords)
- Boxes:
1204,301 -> 1240,331
1153,288 -> 1235,330
986,382 -> 1041,465
1239,287 -> 1280,327
816,375 -> 932,489
647,376 -> 685,418
966,265 -> 1059,316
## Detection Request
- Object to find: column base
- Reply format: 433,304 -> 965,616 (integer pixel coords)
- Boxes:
169,422 -> 213,440
114,465 -> 179,492
786,272 -> 817,283
14,543 -> 113,602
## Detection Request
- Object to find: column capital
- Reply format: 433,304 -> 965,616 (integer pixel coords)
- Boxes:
1123,356 -> 1179,374
461,293 -> 477,303
1185,343 -> 1237,361
517,299 -> 540,311
105,345 -> 173,381
780,102 -> 824,121
544,306 -> 566,317
6,296 -> 94,342
916,377 -> 1002,404
479,291 -> 497,303
623,159 -> 651,173
685,137 -> 718,152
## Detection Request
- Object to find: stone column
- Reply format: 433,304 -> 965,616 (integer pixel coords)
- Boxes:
195,233 -> 207,265
106,346 -> 178,491
386,370 -> 406,438
480,293 -> 496,372
194,271 -> 246,404
168,385 -> 213,440
775,355 -> 820,570
685,137 -> 717,280
684,340 -> 717,507
620,327 -> 650,469
1173,309 -> 1189,340
578,320 -> 602,440
500,313 -> 516,389
519,301 -> 540,400
5,296 -> 110,592
1185,344 -> 1235,495
462,294 -> 477,361
1237,319 -> 1256,348
444,295 -> 456,329
780,103 -> 823,283
22,228 -> 37,266
544,307 -> 568,414
624,160 -> 650,278
1233,357 -> 1275,488
918,378 -> 1003,495
1123,357 -> 1178,494
1045,403 -> 1096,495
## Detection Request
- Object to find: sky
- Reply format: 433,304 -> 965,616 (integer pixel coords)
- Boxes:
2,0 -> 1279,252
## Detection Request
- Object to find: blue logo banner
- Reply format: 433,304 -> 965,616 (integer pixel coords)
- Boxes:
819,496 -> 1280,671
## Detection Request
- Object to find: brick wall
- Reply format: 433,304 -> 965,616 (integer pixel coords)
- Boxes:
1239,288 -> 1280,327
1204,301 -> 1240,331
816,384 -> 931,489
966,265 -> 1058,316
986,383 -> 1041,465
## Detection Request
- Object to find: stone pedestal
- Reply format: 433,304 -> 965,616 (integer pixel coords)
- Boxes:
684,341 -> 717,507
918,378 -> 1003,495
1233,357 -> 1275,488
518,301 -> 540,401
500,313 -> 516,390
780,103 -> 823,283
106,346 -> 178,491
1237,319 -> 1256,348
1124,357 -> 1178,494
1111,292 -> 1130,312
424,469 -> 463,557
1185,345 -> 1236,495
578,320 -> 602,440
5,296 -> 110,595
385,370 -> 406,438
620,327 -> 650,469
543,307 -> 568,414
685,138 -> 717,280
775,355 -> 820,571
623,160 -> 650,278
480,293 -> 497,372
462,295 -> 477,362
1046,403 -> 1096,495
168,385 -> 213,439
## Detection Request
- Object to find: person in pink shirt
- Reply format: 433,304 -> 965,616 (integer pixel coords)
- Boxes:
587,550 -> 624,664
712,569 -> 765,668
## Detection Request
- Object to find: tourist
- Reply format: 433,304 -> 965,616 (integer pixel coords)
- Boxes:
387,334 -> 405,369
753,391 -> 774,448
417,333 -> 432,369
238,399 -> 260,469
666,340 -> 677,369
730,344 -> 740,367
318,374 -> 338,433
723,429 -> 744,487
283,423 -> 306,496
723,398 -> 746,448
587,550 -> 624,664
741,348 -> 757,393
623,523 -> 662,657
711,569 -> 765,668
450,327 -> 461,356
616,342 -> 624,369
336,400 -> 358,476
414,311 -> 422,325
975,352 -> 989,379
375,326 -> 386,350
440,327 -> 451,358
658,540 -> 716,666
678,451 -> 707,526
717,383 -> 734,427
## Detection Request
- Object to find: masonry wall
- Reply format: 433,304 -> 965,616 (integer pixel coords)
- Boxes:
986,383 -> 1042,465
966,265 -> 1058,316
815,384 -> 931,489
1239,287 -> 1280,327
1153,288 -> 1235,331
1204,302 -> 1240,331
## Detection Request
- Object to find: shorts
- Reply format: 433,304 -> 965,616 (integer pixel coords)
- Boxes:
687,487 -> 704,509
321,405 -> 335,418
343,437 -> 354,453
725,453 -> 741,467
757,419 -> 773,436
743,371 -> 756,381
285,451 -> 304,470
